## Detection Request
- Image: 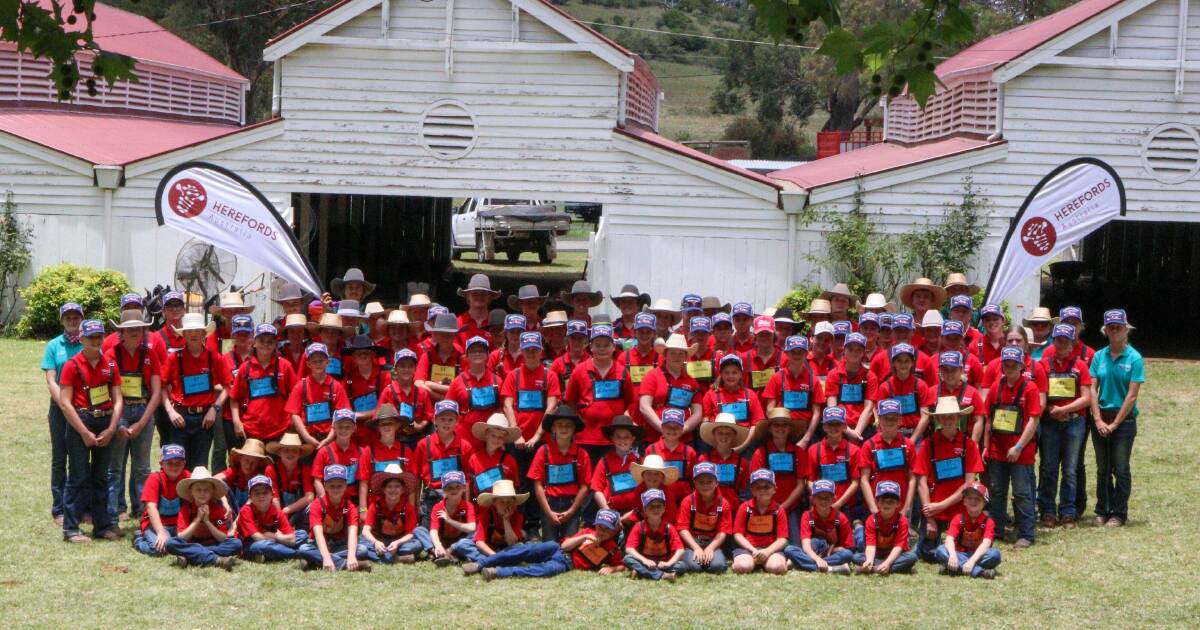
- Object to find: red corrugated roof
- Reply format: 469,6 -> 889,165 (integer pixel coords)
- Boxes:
617,126 -> 782,190
768,137 -> 1005,190
0,109 -> 260,165
935,0 -> 1124,78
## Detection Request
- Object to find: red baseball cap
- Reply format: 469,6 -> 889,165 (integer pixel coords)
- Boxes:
962,482 -> 989,503
752,315 -> 775,335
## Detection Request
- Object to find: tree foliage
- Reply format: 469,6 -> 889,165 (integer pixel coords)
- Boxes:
0,191 -> 32,327
903,174 -> 988,281
17,263 -> 132,338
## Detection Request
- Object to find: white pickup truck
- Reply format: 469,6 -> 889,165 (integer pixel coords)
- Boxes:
451,198 -> 571,263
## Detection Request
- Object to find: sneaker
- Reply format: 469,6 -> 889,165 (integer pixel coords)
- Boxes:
661,571 -> 677,582
66,534 -> 91,544
1060,516 -> 1076,529
433,555 -> 456,568
828,564 -> 851,575
99,527 -> 123,541
1105,517 -> 1125,528
214,556 -> 237,571
978,568 -> 997,579
174,556 -> 188,569
1014,538 -> 1033,549
482,567 -> 499,582
1040,515 -> 1058,529
462,562 -> 481,576
395,554 -> 416,564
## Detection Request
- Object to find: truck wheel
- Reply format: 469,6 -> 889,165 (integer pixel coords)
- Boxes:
451,248 -> 463,261
505,247 -> 522,262
478,232 -> 495,262
538,241 -> 556,264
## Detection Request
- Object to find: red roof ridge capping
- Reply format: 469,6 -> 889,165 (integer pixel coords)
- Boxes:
617,125 -> 782,190
935,0 -> 1125,79
767,137 -> 1006,191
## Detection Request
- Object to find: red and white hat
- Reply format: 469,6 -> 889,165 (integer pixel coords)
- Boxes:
962,482 -> 990,503
752,315 -> 775,335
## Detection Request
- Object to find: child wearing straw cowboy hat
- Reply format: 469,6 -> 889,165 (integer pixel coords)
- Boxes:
237,474 -> 306,562
163,313 -> 233,472
628,453 -> 682,525
898,278 -> 947,353
280,314 -> 310,375
457,274 -> 501,346
913,396 -> 984,562
1023,307 -> 1058,361
265,433 -> 316,532
104,309 -> 163,523
363,403 -> 414,504
204,291 -> 255,356
360,463 -> 427,564
459,479 -> 530,566
166,466 -> 240,570
466,414 -> 521,498
382,309 -> 422,365
749,408 -> 810,543
699,413 -> 751,508
215,438 -> 273,513
637,333 -> 702,444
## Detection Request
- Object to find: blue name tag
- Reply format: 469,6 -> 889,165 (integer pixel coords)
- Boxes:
547,462 -> 576,485
716,463 -> 737,485
345,462 -> 358,482
610,471 -> 636,494
326,358 -> 343,378
470,386 -> 498,409
721,401 -> 748,422
593,379 -> 620,401
839,382 -> 864,404
896,393 -> 917,415
934,457 -> 964,481
182,373 -> 211,396
665,459 -> 686,478
783,390 -> 809,410
248,376 -> 276,399
768,451 -> 794,474
875,447 -> 906,471
305,401 -> 331,424
517,390 -> 544,411
158,496 -> 181,517
431,456 -> 459,480
374,459 -> 401,473
474,466 -> 502,492
398,402 -> 414,419
352,392 -> 378,413
667,386 -> 694,409
820,462 -> 848,483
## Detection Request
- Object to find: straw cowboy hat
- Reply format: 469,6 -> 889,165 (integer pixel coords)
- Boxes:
701,296 -> 731,314
472,413 -> 522,443
283,313 -> 308,330
176,466 -> 229,504
647,298 -> 681,326
386,310 -> 411,326
402,294 -> 432,310
564,280 -> 603,307
477,479 -> 530,507
1022,307 -> 1059,328
209,291 -> 255,316
753,407 -> 805,443
172,312 -> 214,335
943,273 -> 981,296
661,333 -> 696,357
601,415 -> 644,441
308,312 -> 351,336
266,432 -> 317,457
631,454 -> 680,485
457,273 -> 500,299
230,439 -> 272,464
330,268 -> 376,299
820,282 -> 860,307
899,278 -> 948,310
611,284 -> 652,309
272,282 -> 310,304
363,302 -> 386,318
110,309 -> 151,330
928,395 -> 974,418
541,310 -> 569,328
804,298 -> 833,320
507,284 -> 550,311
368,403 -> 408,429
700,412 -> 750,447
369,462 -> 418,494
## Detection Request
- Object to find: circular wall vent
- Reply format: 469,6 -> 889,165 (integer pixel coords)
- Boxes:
1141,123 -> 1200,184
418,99 -> 478,160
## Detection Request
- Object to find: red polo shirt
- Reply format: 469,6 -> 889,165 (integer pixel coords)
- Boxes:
473,507 -> 526,547
465,447 -> 518,496
760,365 -> 824,425
430,497 -> 475,542
740,347 -> 784,396
139,469 -> 189,532
59,352 -> 120,410
378,381 -> 434,424
637,366 -> 700,442
731,333 -> 754,354
279,340 -> 308,375
105,342 -> 162,402
500,363 -> 560,441
824,362 -> 877,424
445,368 -> 501,447
590,449 -> 642,512
230,355 -> 297,440
865,512 -> 910,551
934,381 -> 984,422
947,511 -> 995,552
929,349 -> 986,389
156,326 -> 186,357
618,346 -> 660,388
236,502 -> 295,541
164,346 -> 229,407
800,507 -> 853,547
177,500 -> 231,544
701,386 -> 764,428
913,429 -> 984,522
267,460 -> 313,501
985,376 -> 1042,465
749,443 -> 808,504
411,432 -> 472,489
548,351 -> 587,394
309,494 -> 358,541
699,449 -> 750,508
874,374 -> 935,436
455,312 -> 492,348
807,352 -> 837,385
367,496 -> 418,538
974,337 -> 1005,366
342,364 -> 392,443
284,375 -> 350,438
734,500 -> 787,548
528,442 -> 592,498
807,439 -> 859,500
564,358 -> 635,446
311,442 -> 370,500
1039,354 -> 1092,406
856,432 -> 916,504
676,492 -> 733,541
571,528 -> 623,570
415,344 -> 465,384
645,439 -> 698,497
625,519 -> 682,562
489,349 -> 521,383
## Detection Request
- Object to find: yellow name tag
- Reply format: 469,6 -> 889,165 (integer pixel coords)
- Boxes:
120,375 -> 145,400
751,368 -> 776,390
992,408 -> 1019,433
431,364 -> 457,383
629,364 -> 653,384
1048,376 -> 1076,399
686,360 -> 712,380
88,386 -> 111,407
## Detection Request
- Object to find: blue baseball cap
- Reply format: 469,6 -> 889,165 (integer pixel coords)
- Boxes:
858,312 -> 879,327
59,302 -> 84,319
875,480 -> 902,499
689,316 -> 712,333
333,408 -> 356,425
1059,306 -> 1083,323
692,462 -> 718,480
680,294 -> 703,313
980,304 -> 1004,320
892,314 -> 914,330
393,348 -> 418,364
80,319 -> 104,337
822,406 -> 847,425
749,468 -> 776,486
890,343 -> 916,360
949,295 -> 974,311
812,479 -> 836,496
427,305 -> 449,320
504,314 -> 527,331
1103,309 -> 1129,327
465,335 -> 489,350
844,332 -> 867,348
163,291 -> 185,306
641,488 -> 667,506
567,320 -> 588,337
254,323 -> 278,338
590,324 -> 614,340
941,320 -> 965,337
231,315 -> 255,334
634,313 -> 656,331
718,353 -> 743,370
877,398 -> 902,416
434,400 -> 460,416
784,335 -> 809,353
120,293 -> 144,309
833,321 -> 852,337
305,343 -> 330,358
732,302 -> 754,317
1000,346 -> 1024,363
878,313 -> 894,329
248,474 -> 273,490
939,351 -> 964,369
711,312 -> 732,327
594,509 -> 621,531
1052,323 -> 1076,341
520,332 -> 543,350
160,444 -> 186,461
660,408 -> 685,427
441,470 -> 467,488
323,464 -> 349,482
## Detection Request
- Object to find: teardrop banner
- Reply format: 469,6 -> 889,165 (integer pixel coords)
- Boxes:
155,161 -> 322,297
984,157 -> 1126,305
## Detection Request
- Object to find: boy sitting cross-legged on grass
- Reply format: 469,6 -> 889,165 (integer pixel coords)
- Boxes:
237,474 -> 305,562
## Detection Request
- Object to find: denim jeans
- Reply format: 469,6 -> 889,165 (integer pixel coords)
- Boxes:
48,401 -> 68,517
511,447 -> 541,536
1075,432 -> 1088,517
1037,415 -> 1086,519
934,545 -> 1002,577
623,554 -> 687,580
541,494 -> 586,542
245,530 -> 308,561
170,410 -> 213,471
419,488 -> 444,529
784,539 -> 854,571
297,537 -> 355,569
133,526 -> 176,556
107,404 -> 153,519
987,460 -> 1036,542
166,536 -> 242,566
210,416 -> 245,473
1093,419 -> 1137,521
478,541 -> 571,578
679,547 -> 728,573
916,518 -> 948,562
448,536 -> 479,561
852,550 -> 918,573
360,528 -> 430,563
64,411 -> 115,538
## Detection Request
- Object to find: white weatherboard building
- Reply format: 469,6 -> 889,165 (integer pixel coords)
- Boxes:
1,0 -> 1197,325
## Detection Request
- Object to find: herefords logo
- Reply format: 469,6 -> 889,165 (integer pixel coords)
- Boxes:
1020,217 -> 1056,256
168,179 -> 207,218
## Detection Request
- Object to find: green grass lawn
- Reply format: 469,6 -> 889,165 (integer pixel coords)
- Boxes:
3,339 -> 1198,626
451,250 -> 587,280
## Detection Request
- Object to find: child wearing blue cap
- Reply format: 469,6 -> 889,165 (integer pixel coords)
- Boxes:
285,343 -> 351,448
430,471 -> 477,567
412,400 -> 473,528
623,489 -> 686,581
825,332 -> 877,442
237,474 -> 305,562
808,406 -> 863,523
854,480 -> 917,575
685,316 -> 716,395
762,335 -> 824,447
975,304 -> 1007,366
937,321 -> 986,390
676,462 -> 732,574
855,399 -> 916,517
503,332 -> 558,449
414,311 -> 464,400
730,303 -> 756,353
213,314 -> 255,469
1037,324 -> 1094,529
731,469 -> 789,575
621,312 -> 661,387
644,407 -> 698,498
310,409 -> 370,506
873,343 -> 934,439
985,345 -> 1043,548
379,349 -> 434,448
492,315 -> 527,381
298,464 -> 368,571
870,315 -> 917,383
445,336 -> 502,450
133,444 -> 190,556
933,350 -> 986,442
785,479 -> 856,574
701,354 -> 764,443
467,508 -> 627,580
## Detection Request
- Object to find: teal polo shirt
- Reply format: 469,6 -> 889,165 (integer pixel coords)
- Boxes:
41,333 -> 82,381
1090,345 -> 1145,418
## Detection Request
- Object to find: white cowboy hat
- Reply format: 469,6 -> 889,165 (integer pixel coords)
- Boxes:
862,293 -> 889,310
477,479 -> 530,507
631,454 -> 680,485
386,310 -> 411,325
471,413 -> 522,443
661,333 -> 696,357
363,302 -> 386,317
176,466 -> 229,504
172,312 -> 211,334
929,395 -> 974,418
921,310 -> 944,329
699,413 -> 750,447
266,432 -> 316,456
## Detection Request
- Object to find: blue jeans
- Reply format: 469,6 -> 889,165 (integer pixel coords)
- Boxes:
107,404 -> 153,519
679,547 -> 728,573
934,545 -> 1002,577
541,494 -> 586,542
916,518 -> 948,562
478,541 -> 571,578
245,530 -> 308,561
852,550 -> 918,573
48,401 -> 68,517
784,540 -> 854,571
64,411 -> 115,538
785,507 -> 802,545
170,410 -> 213,471
297,537 -> 355,569
623,554 -> 687,580
1037,415 -> 1086,519
448,536 -> 479,561
361,529 -> 430,563
419,488 -> 443,529
987,460 -> 1035,542
1093,419 -> 1137,520
166,536 -> 241,566
133,526 -> 176,556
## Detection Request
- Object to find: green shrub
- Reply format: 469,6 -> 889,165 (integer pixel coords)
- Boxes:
776,282 -> 823,314
16,263 -> 133,338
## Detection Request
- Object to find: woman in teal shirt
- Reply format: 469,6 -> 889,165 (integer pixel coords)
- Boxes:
1088,309 -> 1144,528
40,303 -> 85,524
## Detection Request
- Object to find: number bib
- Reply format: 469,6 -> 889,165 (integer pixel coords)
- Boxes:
664,459 -> 686,478
326,358 -> 343,378
895,392 -> 917,415
430,364 -> 457,383
352,392 -> 378,413
517,390 -> 544,411
158,496 -> 181,518
120,375 -> 145,400
641,534 -> 668,557
469,386 -> 498,409
181,373 -> 211,396
667,386 -> 694,409
715,463 -> 737,486
874,447 -> 906,471
721,401 -> 748,422
692,512 -> 718,532
592,379 -> 621,401
373,459 -> 401,473
747,513 -> 775,535
430,456 -> 460,481
838,382 -> 864,404
820,461 -> 848,483
305,401 -> 331,424
398,402 -> 415,419
628,365 -> 653,384
751,368 -> 776,390
782,390 -> 809,411
87,386 -> 111,407
547,462 -> 576,486
610,471 -> 637,494
991,405 -> 1022,435
767,451 -> 794,474
1048,373 -> 1079,400
248,376 -> 276,399
686,360 -> 712,380
579,541 -> 610,566
474,466 -> 503,492
933,457 -> 964,481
